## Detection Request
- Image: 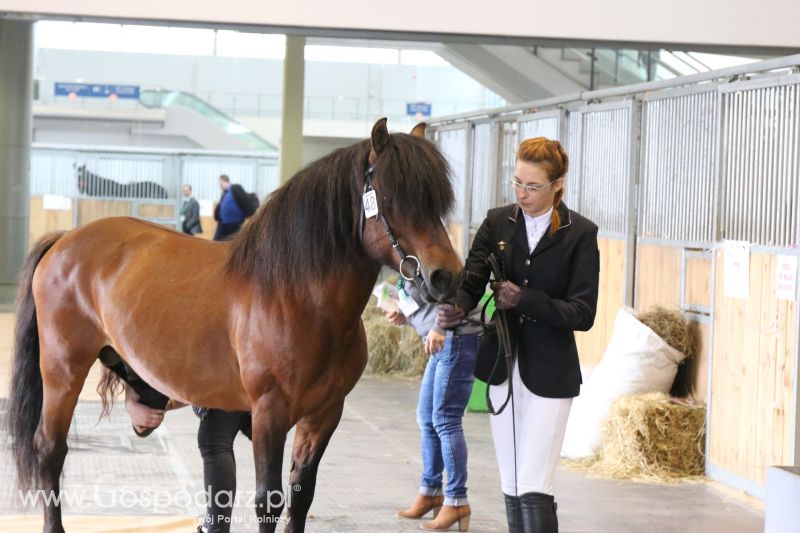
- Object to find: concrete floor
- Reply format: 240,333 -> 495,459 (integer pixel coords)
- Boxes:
0,373 -> 764,533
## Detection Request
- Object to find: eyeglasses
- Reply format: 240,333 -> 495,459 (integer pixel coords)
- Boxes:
510,177 -> 561,193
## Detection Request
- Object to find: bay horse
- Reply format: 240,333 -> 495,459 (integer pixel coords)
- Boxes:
9,118 -> 463,533
77,164 -> 169,199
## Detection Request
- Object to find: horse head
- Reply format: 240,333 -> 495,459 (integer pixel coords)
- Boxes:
361,118 -> 464,303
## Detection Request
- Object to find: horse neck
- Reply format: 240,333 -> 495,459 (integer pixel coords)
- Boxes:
309,256 -> 382,326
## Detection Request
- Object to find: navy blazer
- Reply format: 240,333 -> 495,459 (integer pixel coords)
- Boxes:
452,202 -> 600,398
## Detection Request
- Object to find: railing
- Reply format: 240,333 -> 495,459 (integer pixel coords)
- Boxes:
30,144 -> 281,229
427,52 -> 800,250
535,47 -> 742,89
35,90 -> 502,126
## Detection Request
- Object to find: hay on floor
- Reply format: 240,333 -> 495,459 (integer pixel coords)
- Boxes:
562,393 -> 706,482
362,297 -> 427,377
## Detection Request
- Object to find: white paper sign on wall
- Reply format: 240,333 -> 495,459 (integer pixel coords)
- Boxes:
42,194 -> 72,211
776,255 -> 798,302
723,240 -> 750,300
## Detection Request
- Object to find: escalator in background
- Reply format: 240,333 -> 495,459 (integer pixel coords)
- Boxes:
140,90 -> 277,153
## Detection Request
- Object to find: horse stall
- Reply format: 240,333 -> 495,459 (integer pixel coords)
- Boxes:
28,146 -> 280,244
426,59 -> 800,500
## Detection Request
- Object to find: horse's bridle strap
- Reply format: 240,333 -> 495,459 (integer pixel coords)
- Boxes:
361,165 -> 425,285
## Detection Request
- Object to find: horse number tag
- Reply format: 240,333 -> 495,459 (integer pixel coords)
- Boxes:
363,189 -> 379,218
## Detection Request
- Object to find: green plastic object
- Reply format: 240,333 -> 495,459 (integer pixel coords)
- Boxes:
467,291 -> 495,413
467,379 -> 489,412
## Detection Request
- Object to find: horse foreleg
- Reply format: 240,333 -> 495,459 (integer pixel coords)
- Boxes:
284,401 -> 344,533
251,394 -> 290,533
35,347 -> 95,533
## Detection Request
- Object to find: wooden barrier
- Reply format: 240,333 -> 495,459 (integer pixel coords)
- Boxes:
137,203 -> 175,219
29,197 -> 181,245
709,252 -> 797,485
634,243 -> 682,312
633,242 -> 713,402
28,197 -> 74,246
575,237 -> 626,367
77,199 -> 132,226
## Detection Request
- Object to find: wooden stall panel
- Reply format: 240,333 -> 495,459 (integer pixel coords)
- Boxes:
709,252 -> 797,485
77,199 -> 132,226
198,216 -> 216,240
685,255 -> 712,308
137,203 -> 175,219
575,237 -> 625,367
634,243 -> 681,313
28,197 -> 74,246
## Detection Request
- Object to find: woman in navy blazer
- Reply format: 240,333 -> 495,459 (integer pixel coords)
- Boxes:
439,137 -> 600,533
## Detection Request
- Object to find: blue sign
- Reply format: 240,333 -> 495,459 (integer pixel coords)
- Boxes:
407,102 -> 432,117
55,82 -> 140,99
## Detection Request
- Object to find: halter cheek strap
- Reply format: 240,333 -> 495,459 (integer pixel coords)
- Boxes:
360,165 -> 425,285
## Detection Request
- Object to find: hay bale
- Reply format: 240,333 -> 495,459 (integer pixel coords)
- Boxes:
564,393 -> 705,482
362,295 -> 385,322
362,299 -> 427,377
637,306 -> 694,360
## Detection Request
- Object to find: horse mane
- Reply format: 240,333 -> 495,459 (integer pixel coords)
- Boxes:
227,133 -> 454,286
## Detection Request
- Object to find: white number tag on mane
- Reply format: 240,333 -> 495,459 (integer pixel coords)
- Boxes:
363,189 -> 379,219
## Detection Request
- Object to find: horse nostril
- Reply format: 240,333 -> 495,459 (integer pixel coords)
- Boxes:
429,269 -> 453,294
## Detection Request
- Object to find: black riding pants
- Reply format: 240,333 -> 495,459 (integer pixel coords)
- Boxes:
198,409 -> 249,533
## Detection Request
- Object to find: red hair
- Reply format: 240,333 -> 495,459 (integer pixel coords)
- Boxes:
516,137 -> 569,233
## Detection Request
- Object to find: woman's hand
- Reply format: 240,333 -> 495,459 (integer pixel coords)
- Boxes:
436,303 -> 465,328
125,386 -> 165,432
492,281 -> 522,309
385,310 -> 406,326
425,330 -> 446,355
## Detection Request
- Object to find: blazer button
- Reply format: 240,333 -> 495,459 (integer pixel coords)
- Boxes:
525,259 -> 531,266
522,279 -> 528,286
519,317 -> 524,324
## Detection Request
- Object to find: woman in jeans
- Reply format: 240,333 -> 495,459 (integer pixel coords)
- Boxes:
388,280 -> 481,532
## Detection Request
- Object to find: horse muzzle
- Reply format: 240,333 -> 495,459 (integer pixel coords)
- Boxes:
423,268 -> 463,303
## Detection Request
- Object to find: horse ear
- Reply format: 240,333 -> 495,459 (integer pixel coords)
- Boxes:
410,122 -> 427,138
369,117 -> 389,164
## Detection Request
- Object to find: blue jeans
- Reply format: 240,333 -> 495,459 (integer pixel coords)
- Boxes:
416,333 -> 478,506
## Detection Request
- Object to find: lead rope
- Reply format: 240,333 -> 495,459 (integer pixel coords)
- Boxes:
482,244 -> 519,507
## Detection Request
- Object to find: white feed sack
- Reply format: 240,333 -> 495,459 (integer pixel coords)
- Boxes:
561,307 -> 688,459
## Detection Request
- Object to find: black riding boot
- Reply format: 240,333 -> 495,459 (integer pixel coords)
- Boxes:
504,493 -> 523,533
519,492 -> 558,533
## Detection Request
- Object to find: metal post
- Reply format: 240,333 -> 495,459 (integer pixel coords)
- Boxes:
623,98 -> 642,308
462,124 -> 474,259
0,19 -> 33,308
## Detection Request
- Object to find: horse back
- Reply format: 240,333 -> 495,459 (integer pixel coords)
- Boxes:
31,217 -> 252,408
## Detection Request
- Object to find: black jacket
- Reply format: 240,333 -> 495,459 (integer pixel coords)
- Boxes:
452,202 -> 600,398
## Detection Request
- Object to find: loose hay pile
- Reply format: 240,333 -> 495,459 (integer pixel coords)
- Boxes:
637,306 -> 695,360
564,392 -> 705,482
362,297 -> 427,377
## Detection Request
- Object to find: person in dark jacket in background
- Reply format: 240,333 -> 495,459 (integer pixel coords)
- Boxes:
438,137 -> 600,533
213,174 -> 253,241
181,184 -> 203,236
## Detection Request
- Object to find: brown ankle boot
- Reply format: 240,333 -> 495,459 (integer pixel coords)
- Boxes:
420,504 -> 471,532
396,494 -> 444,519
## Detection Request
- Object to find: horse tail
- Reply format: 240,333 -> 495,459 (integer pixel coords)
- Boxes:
96,365 -> 124,420
9,231 -> 65,492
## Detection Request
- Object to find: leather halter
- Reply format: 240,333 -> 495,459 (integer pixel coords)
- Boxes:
360,165 -> 426,287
